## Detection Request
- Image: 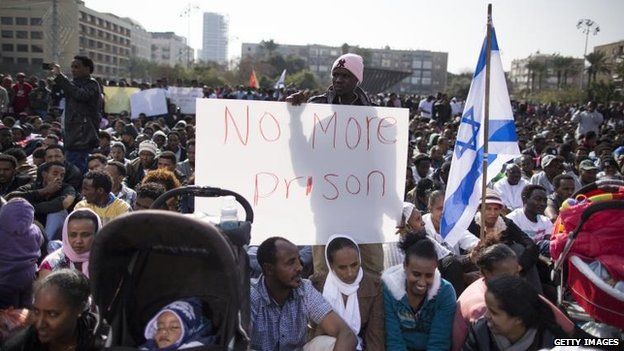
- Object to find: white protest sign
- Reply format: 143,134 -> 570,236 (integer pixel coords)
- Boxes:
130,88 -> 168,119
195,99 -> 409,245
168,87 -> 204,114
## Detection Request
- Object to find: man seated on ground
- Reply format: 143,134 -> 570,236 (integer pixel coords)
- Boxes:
7,161 -> 75,240
506,185 -> 553,244
105,161 -> 136,208
157,151 -> 187,185
493,164 -> 528,212
75,170 -> 130,224
530,155 -> 564,195
2,148 -> 37,182
133,182 -> 166,211
251,236 -> 357,351
545,174 -> 576,222
451,244 -> 575,351
86,153 -> 107,172
176,139 -> 195,180
43,145 -> 83,191
0,154 -> 31,196
126,140 -> 158,189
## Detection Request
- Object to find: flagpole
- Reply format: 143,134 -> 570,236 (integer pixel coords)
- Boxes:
480,4 -> 493,241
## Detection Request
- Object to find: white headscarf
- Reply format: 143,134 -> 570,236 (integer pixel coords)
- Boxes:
323,234 -> 363,348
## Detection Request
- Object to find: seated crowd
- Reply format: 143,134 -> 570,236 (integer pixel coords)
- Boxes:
1,60 -> 624,350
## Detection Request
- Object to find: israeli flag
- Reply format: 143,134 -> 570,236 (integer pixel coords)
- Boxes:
274,69 -> 287,89
440,25 -> 520,246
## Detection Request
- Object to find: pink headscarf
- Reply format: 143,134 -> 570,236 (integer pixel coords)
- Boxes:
61,208 -> 102,278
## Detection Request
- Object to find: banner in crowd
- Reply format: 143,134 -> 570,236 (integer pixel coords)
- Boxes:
130,88 -> 168,119
167,87 -> 204,114
195,99 -> 409,245
103,86 -> 139,114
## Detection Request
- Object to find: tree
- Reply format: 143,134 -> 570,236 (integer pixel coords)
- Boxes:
585,51 -> 610,85
259,39 -> 279,57
285,70 -> 318,90
560,56 -> 577,86
551,54 -> 566,89
341,43 -> 350,55
526,59 -> 546,93
446,71 -> 472,100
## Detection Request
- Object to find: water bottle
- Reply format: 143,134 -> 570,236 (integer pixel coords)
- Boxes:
219,195 -> 239,231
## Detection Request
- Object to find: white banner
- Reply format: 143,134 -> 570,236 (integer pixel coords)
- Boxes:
195,99 -> 409,245
130,88 -> 168,119
168,87 -> 204,114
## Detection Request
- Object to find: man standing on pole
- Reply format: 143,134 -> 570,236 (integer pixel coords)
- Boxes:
287,53 -> 384,277
50,56 -> 103,174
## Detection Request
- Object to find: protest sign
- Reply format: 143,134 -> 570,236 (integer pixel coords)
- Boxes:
103,86 -> 139,114
195,99 -> 409,245
130,88 -> 168,119
167,87 -> 204,114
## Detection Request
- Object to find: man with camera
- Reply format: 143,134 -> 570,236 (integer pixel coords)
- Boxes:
48,56 -> 103,174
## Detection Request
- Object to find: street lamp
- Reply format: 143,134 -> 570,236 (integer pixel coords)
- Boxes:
577,18 -> 600,89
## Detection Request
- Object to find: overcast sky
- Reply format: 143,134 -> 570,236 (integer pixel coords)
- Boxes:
85,0 -> 624,74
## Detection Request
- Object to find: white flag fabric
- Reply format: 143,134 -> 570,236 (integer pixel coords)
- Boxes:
274,69 -> 287,89
440,25 -> 520,246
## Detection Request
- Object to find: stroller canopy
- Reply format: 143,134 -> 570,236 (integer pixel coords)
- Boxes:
89,210 -> 249,349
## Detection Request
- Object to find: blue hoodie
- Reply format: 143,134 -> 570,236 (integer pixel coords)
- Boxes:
0,198 -> 43,298
382,265 -> 456,351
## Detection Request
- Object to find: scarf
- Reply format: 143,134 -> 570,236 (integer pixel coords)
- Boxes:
474,212 -> 507,241
492,327 -> 537,351
323,235 -> 363,349
61,208 -> 102,278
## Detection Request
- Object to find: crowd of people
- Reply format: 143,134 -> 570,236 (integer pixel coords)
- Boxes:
1,51 -> 623,351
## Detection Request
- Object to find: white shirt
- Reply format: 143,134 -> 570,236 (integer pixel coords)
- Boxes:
571,110 -> 604,137
506,208 -> 553,242
418,99 -> 433,118
423,213 -> 479,256
493,177 -> 529,211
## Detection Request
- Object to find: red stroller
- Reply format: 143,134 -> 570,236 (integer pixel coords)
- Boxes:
551,180 -> 624,331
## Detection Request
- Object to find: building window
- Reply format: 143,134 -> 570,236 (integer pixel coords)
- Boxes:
2,57 -> 14,63
422,70 -> 431,78
412,60 -> 422,69
31,31 -> 43,39
1,44 -> 13,52
32,58 -> 43,66
381,59 -> 391,68
1,30 -> 13,38
423,61 -> 433,69
16,31 -> 28,39
30,18 -> 43,25
422,78 -> 431,85
31,45 -> 43,53
0,17 -> 13,25
97,41 -> 103,49
15,17 -> 28,25
17,44 -> 28,52
411,77 -> 421,85
17,57 -> 28,64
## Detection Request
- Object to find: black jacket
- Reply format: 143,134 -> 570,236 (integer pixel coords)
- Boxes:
54,74 -> 102,151
308,86 -> 373,106
0,174 -> 31,196
126,157 -> 157,189
462,318 -> 561,351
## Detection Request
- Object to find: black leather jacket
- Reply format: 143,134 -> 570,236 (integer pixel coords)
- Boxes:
308,86 -> 373,106
54,74 -> 102,151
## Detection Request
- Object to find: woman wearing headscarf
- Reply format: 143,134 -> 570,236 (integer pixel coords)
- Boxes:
38,208 -> 102,279
311,235 -> 384,350
0,198 -> 44,309
140,298 -> 216,350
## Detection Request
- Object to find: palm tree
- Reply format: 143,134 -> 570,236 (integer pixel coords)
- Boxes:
559,56 -> 576,86
585,51 -> 610,85
526,59 -> 546,93
260,39 -> 279,57
551,54 -> 574,89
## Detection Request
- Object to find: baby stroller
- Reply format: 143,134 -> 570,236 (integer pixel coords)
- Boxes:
89,186 -> 253,350
551,180 -> 624,334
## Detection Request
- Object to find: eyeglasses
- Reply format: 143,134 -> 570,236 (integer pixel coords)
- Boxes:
156,325 -> 181,334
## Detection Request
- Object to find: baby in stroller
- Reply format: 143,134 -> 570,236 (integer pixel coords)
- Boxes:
141,298 -> 216,350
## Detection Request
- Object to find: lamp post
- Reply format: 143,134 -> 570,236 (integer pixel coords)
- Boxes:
577,18 -> 600,90
179,3 -> 199,68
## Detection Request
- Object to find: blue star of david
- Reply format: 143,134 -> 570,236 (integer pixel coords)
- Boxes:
455,107 -> 480,158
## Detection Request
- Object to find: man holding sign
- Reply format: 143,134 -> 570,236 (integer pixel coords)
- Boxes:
287,53 -> 385,277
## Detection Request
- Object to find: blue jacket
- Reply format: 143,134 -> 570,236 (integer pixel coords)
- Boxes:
382,265 -> 456,351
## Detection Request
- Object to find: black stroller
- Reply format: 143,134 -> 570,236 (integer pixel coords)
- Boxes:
89,186 -> 253,350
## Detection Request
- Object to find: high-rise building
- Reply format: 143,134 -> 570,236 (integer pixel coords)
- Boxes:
201,12 -> 228,64
242,42 -> 448,94
151,32 -> 194,68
